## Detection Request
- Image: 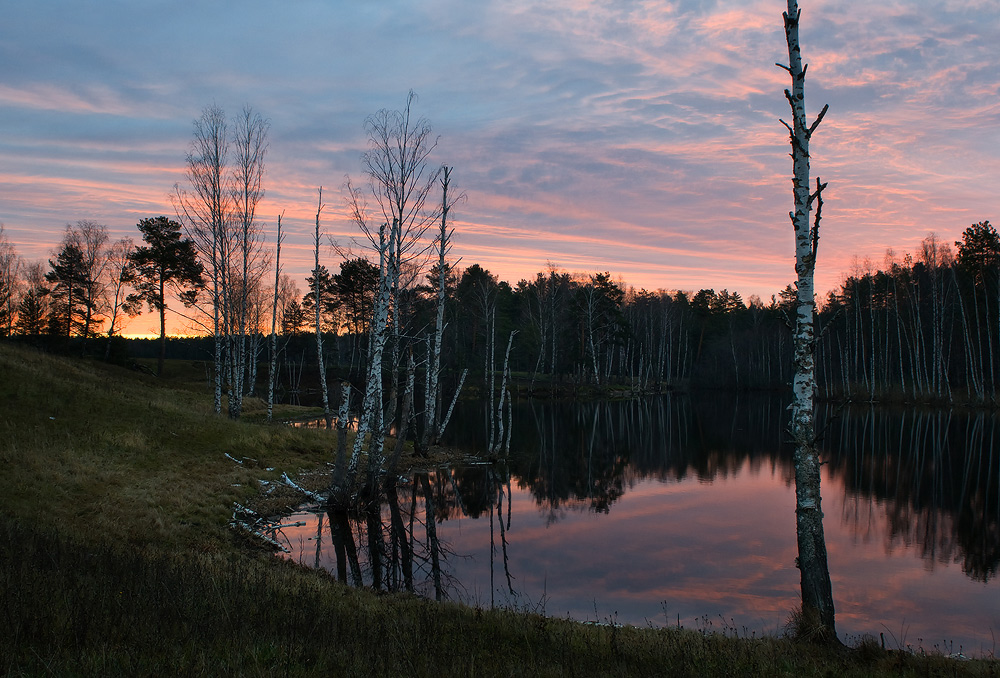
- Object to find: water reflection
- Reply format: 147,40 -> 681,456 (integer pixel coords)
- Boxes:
821,406 -> 1000,583
275,395 -> 1000,653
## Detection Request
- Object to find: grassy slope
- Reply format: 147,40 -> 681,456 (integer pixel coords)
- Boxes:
0,342 -> 996,677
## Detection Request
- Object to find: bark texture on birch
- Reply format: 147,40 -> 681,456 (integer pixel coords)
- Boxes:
779,0 -> 837,641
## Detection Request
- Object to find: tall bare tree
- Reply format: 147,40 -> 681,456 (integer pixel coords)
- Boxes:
229,105 -> 270,417
422,165 -> 464,448
267,214 -> 284,423
78,221 -> 110,345
314,189 -> 332,427
175,104 -> 230,414
0,224 -> 20,336
349,91 -> 441,440
103,237 -> 135,360
777,0 -> 836,640
175,103 -> 269,417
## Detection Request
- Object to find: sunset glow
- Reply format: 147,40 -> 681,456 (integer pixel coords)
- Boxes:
3,1 -> 998,336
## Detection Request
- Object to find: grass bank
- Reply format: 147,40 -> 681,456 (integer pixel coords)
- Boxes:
1,342 -> 996,676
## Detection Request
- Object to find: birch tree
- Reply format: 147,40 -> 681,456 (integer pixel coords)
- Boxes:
313,189 -> 332,427
175,104 -> 231,414
267,214 -> 283,423
228,105 -> 270,417
422,165 -> 464,448
777,0 -> 837,641
352,91 -> 441,430
339,92 -> 441,497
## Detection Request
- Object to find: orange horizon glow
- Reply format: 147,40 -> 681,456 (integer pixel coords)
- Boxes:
3,1 -> 997,337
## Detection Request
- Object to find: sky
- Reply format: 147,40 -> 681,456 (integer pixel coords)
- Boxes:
2,0 -> 999,336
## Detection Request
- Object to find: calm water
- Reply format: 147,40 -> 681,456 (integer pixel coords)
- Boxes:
275,394 -> 1000,654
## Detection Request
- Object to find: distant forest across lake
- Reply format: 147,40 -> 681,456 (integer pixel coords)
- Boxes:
35,221 -> 988,406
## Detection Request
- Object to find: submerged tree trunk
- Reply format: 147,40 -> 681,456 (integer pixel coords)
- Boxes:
779,0 -> 837,641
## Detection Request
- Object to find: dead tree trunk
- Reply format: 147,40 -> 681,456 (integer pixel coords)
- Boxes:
267,214 -> 282,423
778,0 -> 837,641
422,165 -> 456,448
314,189 -> 332,428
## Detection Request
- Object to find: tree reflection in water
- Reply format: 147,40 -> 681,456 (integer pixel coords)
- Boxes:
823,405 -> 1000,583
275,394 -> 1000,650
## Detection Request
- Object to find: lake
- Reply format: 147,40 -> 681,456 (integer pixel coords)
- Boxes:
274,393 -> 1000,655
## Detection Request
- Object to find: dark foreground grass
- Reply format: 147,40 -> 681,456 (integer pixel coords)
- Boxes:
1,342 -> 997,677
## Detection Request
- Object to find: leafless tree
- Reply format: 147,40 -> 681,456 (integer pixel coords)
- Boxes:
422,165 -> 465,447
267,214 -> 284,423
777,0 -> 837,641
0,224 -> 21,336
175,103 -> 269,417
348,91 -> 442,442
229,105 -> 270,417
103,237 -> 136,359
175,104 -> 231,414
314,189 -> 332,427
72,220 -> 110,345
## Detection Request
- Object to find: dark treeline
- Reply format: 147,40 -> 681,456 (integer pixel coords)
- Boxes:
108,221 -> 1000,409
235,259 -> 792,398
819,225 -> 1000,404
6,218 -> 1000,406
254,220 -> 1000,406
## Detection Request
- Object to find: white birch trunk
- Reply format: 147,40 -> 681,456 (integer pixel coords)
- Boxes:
349,219 -> 396,483
438,368 -> 468,440
779,0 -> 837,640
423,166 -> 452,447
267,215 -> 282,423
314,190 -> 331,427
491,330 -> 517,457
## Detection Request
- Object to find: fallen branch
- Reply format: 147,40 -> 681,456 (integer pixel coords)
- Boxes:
281,472 -> 325,503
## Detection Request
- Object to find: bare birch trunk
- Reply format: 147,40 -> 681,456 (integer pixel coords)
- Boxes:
267,215 -> 282,423
314,190 -> 331,427
779,0 -> 837,641
492,330 -> 517,457
422,166 -> 453,448
349,219 -> 396,489
438,368 -> 468,441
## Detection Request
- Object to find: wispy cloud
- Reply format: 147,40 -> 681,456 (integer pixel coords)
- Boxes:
1,0 -> 998,304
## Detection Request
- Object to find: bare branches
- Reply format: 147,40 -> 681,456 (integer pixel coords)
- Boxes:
361,90 -> 442,267
808,104 -> 829,137
173,103 -> 269,417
